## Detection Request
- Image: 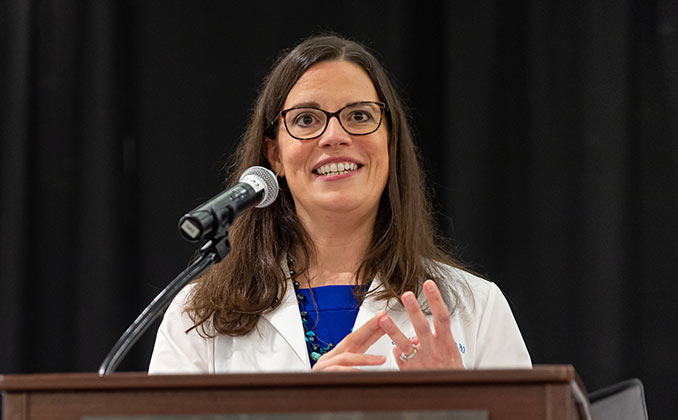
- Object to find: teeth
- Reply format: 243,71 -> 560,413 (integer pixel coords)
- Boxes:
315,162 -> 359,176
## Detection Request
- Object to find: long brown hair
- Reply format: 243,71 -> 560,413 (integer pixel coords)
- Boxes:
186,34 -> 470,336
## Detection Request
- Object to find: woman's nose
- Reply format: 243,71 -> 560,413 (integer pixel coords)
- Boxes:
317,116 -> 352,148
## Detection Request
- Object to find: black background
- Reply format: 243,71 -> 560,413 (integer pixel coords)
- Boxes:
2,0 -> 677,418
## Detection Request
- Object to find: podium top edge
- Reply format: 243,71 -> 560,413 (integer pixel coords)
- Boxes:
0,365 -> 575,392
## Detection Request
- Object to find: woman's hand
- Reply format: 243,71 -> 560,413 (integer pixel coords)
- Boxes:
311,311 -> 387,372
379,280 -> 464,370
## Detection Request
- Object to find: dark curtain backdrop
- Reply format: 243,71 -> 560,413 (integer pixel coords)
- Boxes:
2,0 -> 677,418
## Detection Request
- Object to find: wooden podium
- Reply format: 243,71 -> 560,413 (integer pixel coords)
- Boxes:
1,365 -> 591,420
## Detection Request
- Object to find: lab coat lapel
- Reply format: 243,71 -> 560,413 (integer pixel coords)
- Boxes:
354,277 -> 387,324
261,277 -> 309,369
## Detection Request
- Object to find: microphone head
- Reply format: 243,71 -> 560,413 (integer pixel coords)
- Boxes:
240,166 -> 279,208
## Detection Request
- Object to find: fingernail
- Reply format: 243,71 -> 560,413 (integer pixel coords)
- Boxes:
403,293 -> 415,304
380,317 -> 392,329
425,281 -> 435,292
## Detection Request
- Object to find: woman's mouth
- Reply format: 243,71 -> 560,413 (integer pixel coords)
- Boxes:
313,162 -> 361,176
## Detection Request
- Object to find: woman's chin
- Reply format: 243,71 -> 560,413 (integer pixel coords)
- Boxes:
302,194 -> 375,216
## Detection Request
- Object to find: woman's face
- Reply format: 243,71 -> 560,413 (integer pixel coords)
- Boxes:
266,60 -> 389,222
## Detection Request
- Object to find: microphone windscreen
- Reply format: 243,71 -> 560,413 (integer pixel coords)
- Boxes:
240,166 -> 279,208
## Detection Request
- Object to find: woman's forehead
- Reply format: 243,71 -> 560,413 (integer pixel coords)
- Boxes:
283,60 -> 379,109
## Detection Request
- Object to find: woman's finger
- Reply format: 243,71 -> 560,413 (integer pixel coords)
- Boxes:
379,314 -> 417,357
393,284 -> 465,370
311,311 -> 387,372
422,280 -> 456,352
401,291 -> 434,345
312,352 -> 386,371
333,311 -> 386,354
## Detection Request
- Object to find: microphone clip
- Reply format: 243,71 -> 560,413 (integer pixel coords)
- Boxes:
199,235 -> 231,263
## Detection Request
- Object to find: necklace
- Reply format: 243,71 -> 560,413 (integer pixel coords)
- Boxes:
288,257 -> 334,362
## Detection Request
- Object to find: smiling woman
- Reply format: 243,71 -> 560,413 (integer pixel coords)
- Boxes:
148,34 -> 532,373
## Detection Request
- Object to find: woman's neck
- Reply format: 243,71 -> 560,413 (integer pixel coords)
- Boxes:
294,209 -> 376,288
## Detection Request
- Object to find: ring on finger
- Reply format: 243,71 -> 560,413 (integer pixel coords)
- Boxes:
399,343 -> 418,361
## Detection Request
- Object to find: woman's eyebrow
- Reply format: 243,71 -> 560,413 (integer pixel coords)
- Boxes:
287,101 -> 322,108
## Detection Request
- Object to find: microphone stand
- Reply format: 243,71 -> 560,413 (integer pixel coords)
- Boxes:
98,234 -> 231,376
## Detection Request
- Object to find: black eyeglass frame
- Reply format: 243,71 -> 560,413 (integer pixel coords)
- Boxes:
275,101 -> 387,141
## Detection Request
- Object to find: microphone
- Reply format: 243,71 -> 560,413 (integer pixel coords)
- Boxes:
98,166 -> 277,375
178,166 -> 279,242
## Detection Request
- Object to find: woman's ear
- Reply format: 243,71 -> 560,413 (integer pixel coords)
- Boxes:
264,137 -> 284,177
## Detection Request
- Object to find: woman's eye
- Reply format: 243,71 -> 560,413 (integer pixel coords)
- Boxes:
294,113 -> 320,127
348,110 -> 374,122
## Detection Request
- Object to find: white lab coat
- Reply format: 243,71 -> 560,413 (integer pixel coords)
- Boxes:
148,265 -> 531,374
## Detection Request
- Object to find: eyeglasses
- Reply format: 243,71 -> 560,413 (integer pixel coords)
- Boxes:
277,101 -> 386,141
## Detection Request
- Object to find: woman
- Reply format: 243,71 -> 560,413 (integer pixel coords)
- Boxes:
149,34 -> 531,373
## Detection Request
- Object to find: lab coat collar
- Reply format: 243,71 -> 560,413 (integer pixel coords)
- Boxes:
261,259 -> 309,369
355,277 -> 389,324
